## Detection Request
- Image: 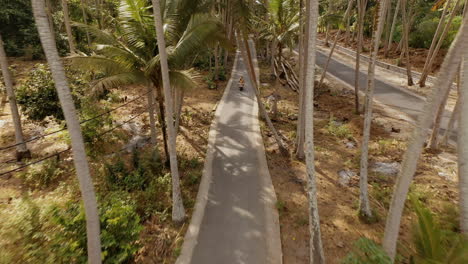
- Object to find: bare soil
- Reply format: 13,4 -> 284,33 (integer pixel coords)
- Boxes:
258,62 -> 459,263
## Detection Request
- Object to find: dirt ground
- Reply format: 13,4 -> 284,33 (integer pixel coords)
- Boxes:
258,62 -> 459,263
0,57 -> 229,263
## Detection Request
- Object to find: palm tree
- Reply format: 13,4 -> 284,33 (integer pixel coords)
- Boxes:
385,0 -> 401,57
151,0 -> 185,223
358,0 -> 389,219
304,0 -> 325,262
383,12 -> 468,260
256,0 -> 300,72
419,0 -> 462,87
70,0 -> 226,162
62,0 -> 76,53
459,54 -> 468,234
32,0 -> 102,263
0,34 -> 30,160
354,0 -> 368,114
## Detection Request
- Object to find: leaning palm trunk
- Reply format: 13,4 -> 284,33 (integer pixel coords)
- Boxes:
385,0 -> 401,57
428,76 -> 454,149
382,12 -> 468,260
62,0 -> 76,53
359,0 -> 389,219
0,34 -> 30,160
32,0 -> 102,263
418,0 -> 449,74
419,0 -> 461,87
441,83 -> 460,146
152,0 -> 186,223
318,0 -> 354,88
304,0 -> 325,262
238,33 -> 288,156
459,48 -> 468,234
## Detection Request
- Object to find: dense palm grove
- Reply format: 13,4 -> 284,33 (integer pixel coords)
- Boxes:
0,0 -> 468,263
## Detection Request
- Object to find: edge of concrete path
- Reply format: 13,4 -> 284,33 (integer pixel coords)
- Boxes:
316,39 -> 438,85
176,51 -> 240,264
323,67 -> 416,124
248,38 -> 283,264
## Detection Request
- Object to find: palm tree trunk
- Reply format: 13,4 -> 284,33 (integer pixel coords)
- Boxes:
153,83 -> 169,163
359,0 -> 389,219
459,50 -> 468,234
382,12 -> 468,260
441,78 -> 461,146
61,0 -> 76,53
359,0 -> 390,218
344,0 -> 355,47
32,1 -> 102,263
428,75 -> 455,149
0,34 -> 30,160
382,0 -> 393,56
318,0 -> 355,89
419,0 -> 450,81
239,33 -> 288,156
296,0 -> 306,160
152,0 -> 186,223
304,0 -> 325,262
385,0 -> 401,57
45,0 -> 55,36
354,0 -> 368,114
80,0 -> 92,48
147,83 -> 158,145
175,90 -> 184,134
401,0 -> 414,86
420,0 -> 461,87
214,44 -> 219,80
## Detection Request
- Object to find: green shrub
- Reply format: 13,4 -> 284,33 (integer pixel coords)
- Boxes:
342,238 -> 392,264
410,196 -> 468,263
16,64 -> 86,122
327,117 -> 352,139
51,193 -> 143,264
18,158 -> 64,189
104,150 -> 162,192
0,192 -> 143,264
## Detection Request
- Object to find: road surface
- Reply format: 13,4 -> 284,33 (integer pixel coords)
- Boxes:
315,49 -> 454,139
177,52 -> 282,264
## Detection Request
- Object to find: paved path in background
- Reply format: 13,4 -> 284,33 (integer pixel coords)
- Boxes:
315,49 -> 454,139
177,52 -> 282,264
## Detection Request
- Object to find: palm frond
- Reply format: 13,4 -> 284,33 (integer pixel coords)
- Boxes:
169,69 -> 202,91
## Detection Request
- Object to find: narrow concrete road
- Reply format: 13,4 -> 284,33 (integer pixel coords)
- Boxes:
315,49 -> 454,138
177,52 -> 282,264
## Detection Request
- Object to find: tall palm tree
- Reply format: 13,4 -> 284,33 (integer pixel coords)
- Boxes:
304,0 -> 325,262
32,0 -> 102,263
383,12 -> 468,260
256,0 -> 300,67
151,0 -> 185,223
459,31 -> 468,235
62,0 -> 76,53
70,0 -> 227,162
354,0 -> 368,114
358,0 -> 389,219
0,34 -> 30,160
